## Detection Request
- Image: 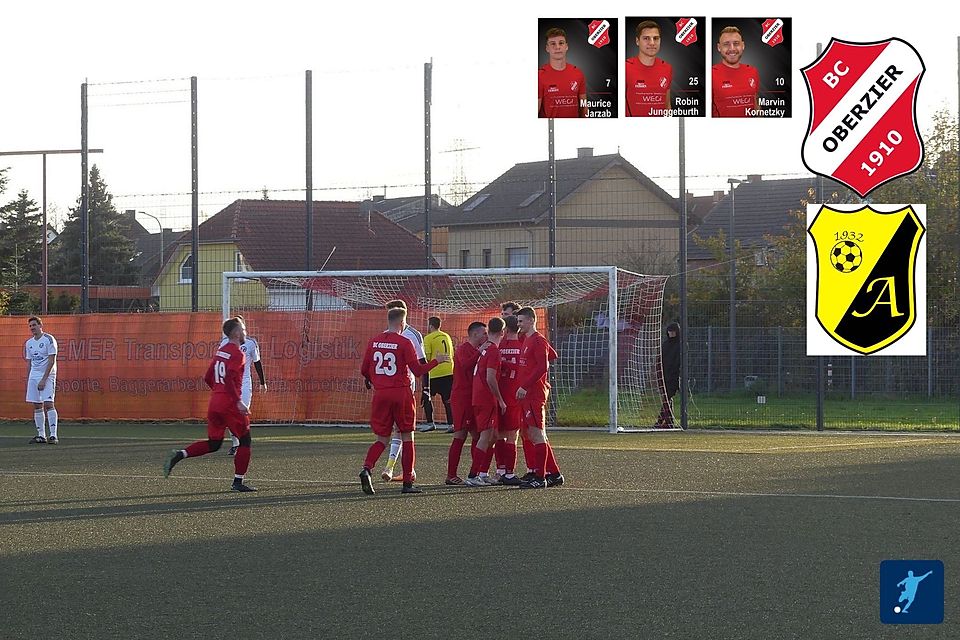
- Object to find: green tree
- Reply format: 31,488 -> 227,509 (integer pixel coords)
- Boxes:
869,108 -> 958,327
0,189 -> 43,288
49,165 -> 138,286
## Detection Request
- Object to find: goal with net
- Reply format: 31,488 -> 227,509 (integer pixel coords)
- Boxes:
222,267 -> 674,432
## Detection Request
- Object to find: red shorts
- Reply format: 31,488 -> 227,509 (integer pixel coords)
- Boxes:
500,404 -> 523,431
521,400 -> 546,430
207,405 -> 250,440
473,403 -> 500,432
450,395 -> 475,432
370,387 -> 416,437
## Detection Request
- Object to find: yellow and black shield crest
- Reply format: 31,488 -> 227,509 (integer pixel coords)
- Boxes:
808,205 -> 925,354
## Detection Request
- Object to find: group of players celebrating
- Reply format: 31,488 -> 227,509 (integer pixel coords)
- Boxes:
359,300 -> 563,494
159,300 -> 562,495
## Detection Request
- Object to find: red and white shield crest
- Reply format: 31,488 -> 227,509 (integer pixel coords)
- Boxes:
801,38 -> 925,197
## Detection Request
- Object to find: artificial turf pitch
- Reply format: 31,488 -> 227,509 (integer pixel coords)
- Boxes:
2,424 -> 959,639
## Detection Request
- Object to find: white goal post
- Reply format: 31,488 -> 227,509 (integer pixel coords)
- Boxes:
223,267 -> 674,433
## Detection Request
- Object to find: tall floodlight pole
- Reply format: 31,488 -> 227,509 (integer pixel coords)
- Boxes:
424,60 -> 433,267
191,76 -> 199,312
727,177 -> 742,392
81,82 -> 89,312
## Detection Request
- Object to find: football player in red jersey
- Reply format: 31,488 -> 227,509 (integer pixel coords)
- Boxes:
495,314 -> 524,485
359,307 -> 447,495
515,307 -> 563,489
465,317 -> 507,487
712,26 -> 759,117
625,20 -> 673,117
538,28 -> 587,118
163,317 -> 256,492
445,321 -> 487,484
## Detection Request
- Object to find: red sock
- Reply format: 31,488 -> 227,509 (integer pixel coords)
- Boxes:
522,436 -> 535,471
493,439 -> 507,472
534,442 -> 548,479
363,441 -> 386,470
484,444 -> 496,472
545,443 -> 560,475
469,433 -> 480,470
505,442 -> 518,474
469,443 -> 486,476
401,440 -> 415,483
447,438 -> 466,478
184,440 -> 212,458
234,445 -> 251,476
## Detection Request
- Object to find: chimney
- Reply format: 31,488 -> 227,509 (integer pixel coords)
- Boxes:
747,174 -> 762,183
577,147 -> 594,158
372,195 -> 385,202
713,190 -> 725,202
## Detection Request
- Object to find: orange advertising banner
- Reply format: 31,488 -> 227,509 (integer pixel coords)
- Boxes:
1,311 -> 498,422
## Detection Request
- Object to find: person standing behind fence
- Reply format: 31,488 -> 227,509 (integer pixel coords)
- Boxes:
655,321 -> 681,428
25,316 -> 59,444
418,316 -> 454,432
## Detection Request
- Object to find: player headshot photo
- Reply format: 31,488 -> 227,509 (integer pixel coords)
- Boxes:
538,18 -> 618,118
712,18 -> 792,118
625,17 -> 705,117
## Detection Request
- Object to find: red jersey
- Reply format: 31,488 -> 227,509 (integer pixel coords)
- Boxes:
204,342 -> 245,410
361,331 -> 437,390
471,342 -> 501,408
498,337 -> 523,406
625,57 -> 672,116
538,63 -> 585,118
711,63 -> 759,117
452,341 -> 481,403
517,331 -> 558,402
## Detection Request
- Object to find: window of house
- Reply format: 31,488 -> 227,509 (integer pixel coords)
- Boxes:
482,248 -> 492,268
460,249 -> 470,268
179,254 -> 194,283
506,247 -> 529,268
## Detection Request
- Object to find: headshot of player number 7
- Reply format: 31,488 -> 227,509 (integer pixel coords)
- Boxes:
712,26 -> 759,117
538,27 -> 587,118
625,20 -> 673,117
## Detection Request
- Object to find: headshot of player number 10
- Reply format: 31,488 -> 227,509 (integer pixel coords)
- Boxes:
538,27 -> 587,118
626,20 -> 673,117
712,26 -> 760,117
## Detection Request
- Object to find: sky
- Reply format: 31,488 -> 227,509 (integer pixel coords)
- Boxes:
0,0 -> 957,233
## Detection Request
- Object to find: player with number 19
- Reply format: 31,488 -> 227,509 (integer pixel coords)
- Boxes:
359,307 -> 448,495
163,317 -> 256,492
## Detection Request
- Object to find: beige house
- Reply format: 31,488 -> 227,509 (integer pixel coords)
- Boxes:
397,148 -> 680,271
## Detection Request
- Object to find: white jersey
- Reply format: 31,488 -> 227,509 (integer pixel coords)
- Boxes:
383,324 -> 425,391
219,335 -> 261,404
25,333 -> 58,378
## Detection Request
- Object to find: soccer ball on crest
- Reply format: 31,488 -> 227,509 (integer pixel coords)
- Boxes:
830,240 -> 862,273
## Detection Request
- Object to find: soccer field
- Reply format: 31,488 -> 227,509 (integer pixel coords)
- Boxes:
2,424 -> 959,639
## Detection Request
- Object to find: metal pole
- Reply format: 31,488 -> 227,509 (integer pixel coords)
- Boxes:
707,325 -> 713,393
815,42 -> 825,431
191,76 -> 199,312
728,181 -> 737,392
41,153 -> 48,314
547,118 -> 558,427
678,116 -> 688,429
306,70 -> 313,272
927,326 -> 933,398
80,82 -> 89,313
777,326 -> 783,397
424,60 -> 433,267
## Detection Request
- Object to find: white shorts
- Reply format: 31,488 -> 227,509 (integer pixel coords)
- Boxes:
26,375 -> 56,404
241,385 -> 253,408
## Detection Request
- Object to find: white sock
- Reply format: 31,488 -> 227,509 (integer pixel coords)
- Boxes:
387,438 -> 402,466
181,449 -> 189,458
34,409 -> 46,437
231,434 -> 240,447
47,409 -> 58,439
234,474 -> 244,481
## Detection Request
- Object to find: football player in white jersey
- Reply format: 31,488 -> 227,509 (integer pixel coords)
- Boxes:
24,316 -> 60,444
219,315 -> 267,454
381,300 -> 425,481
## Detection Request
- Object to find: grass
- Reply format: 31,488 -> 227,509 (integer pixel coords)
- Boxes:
557,388 -> 960,430
2,423 -> 960,639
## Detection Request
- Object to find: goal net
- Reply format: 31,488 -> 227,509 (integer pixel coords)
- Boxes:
222,267 -> 674,432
